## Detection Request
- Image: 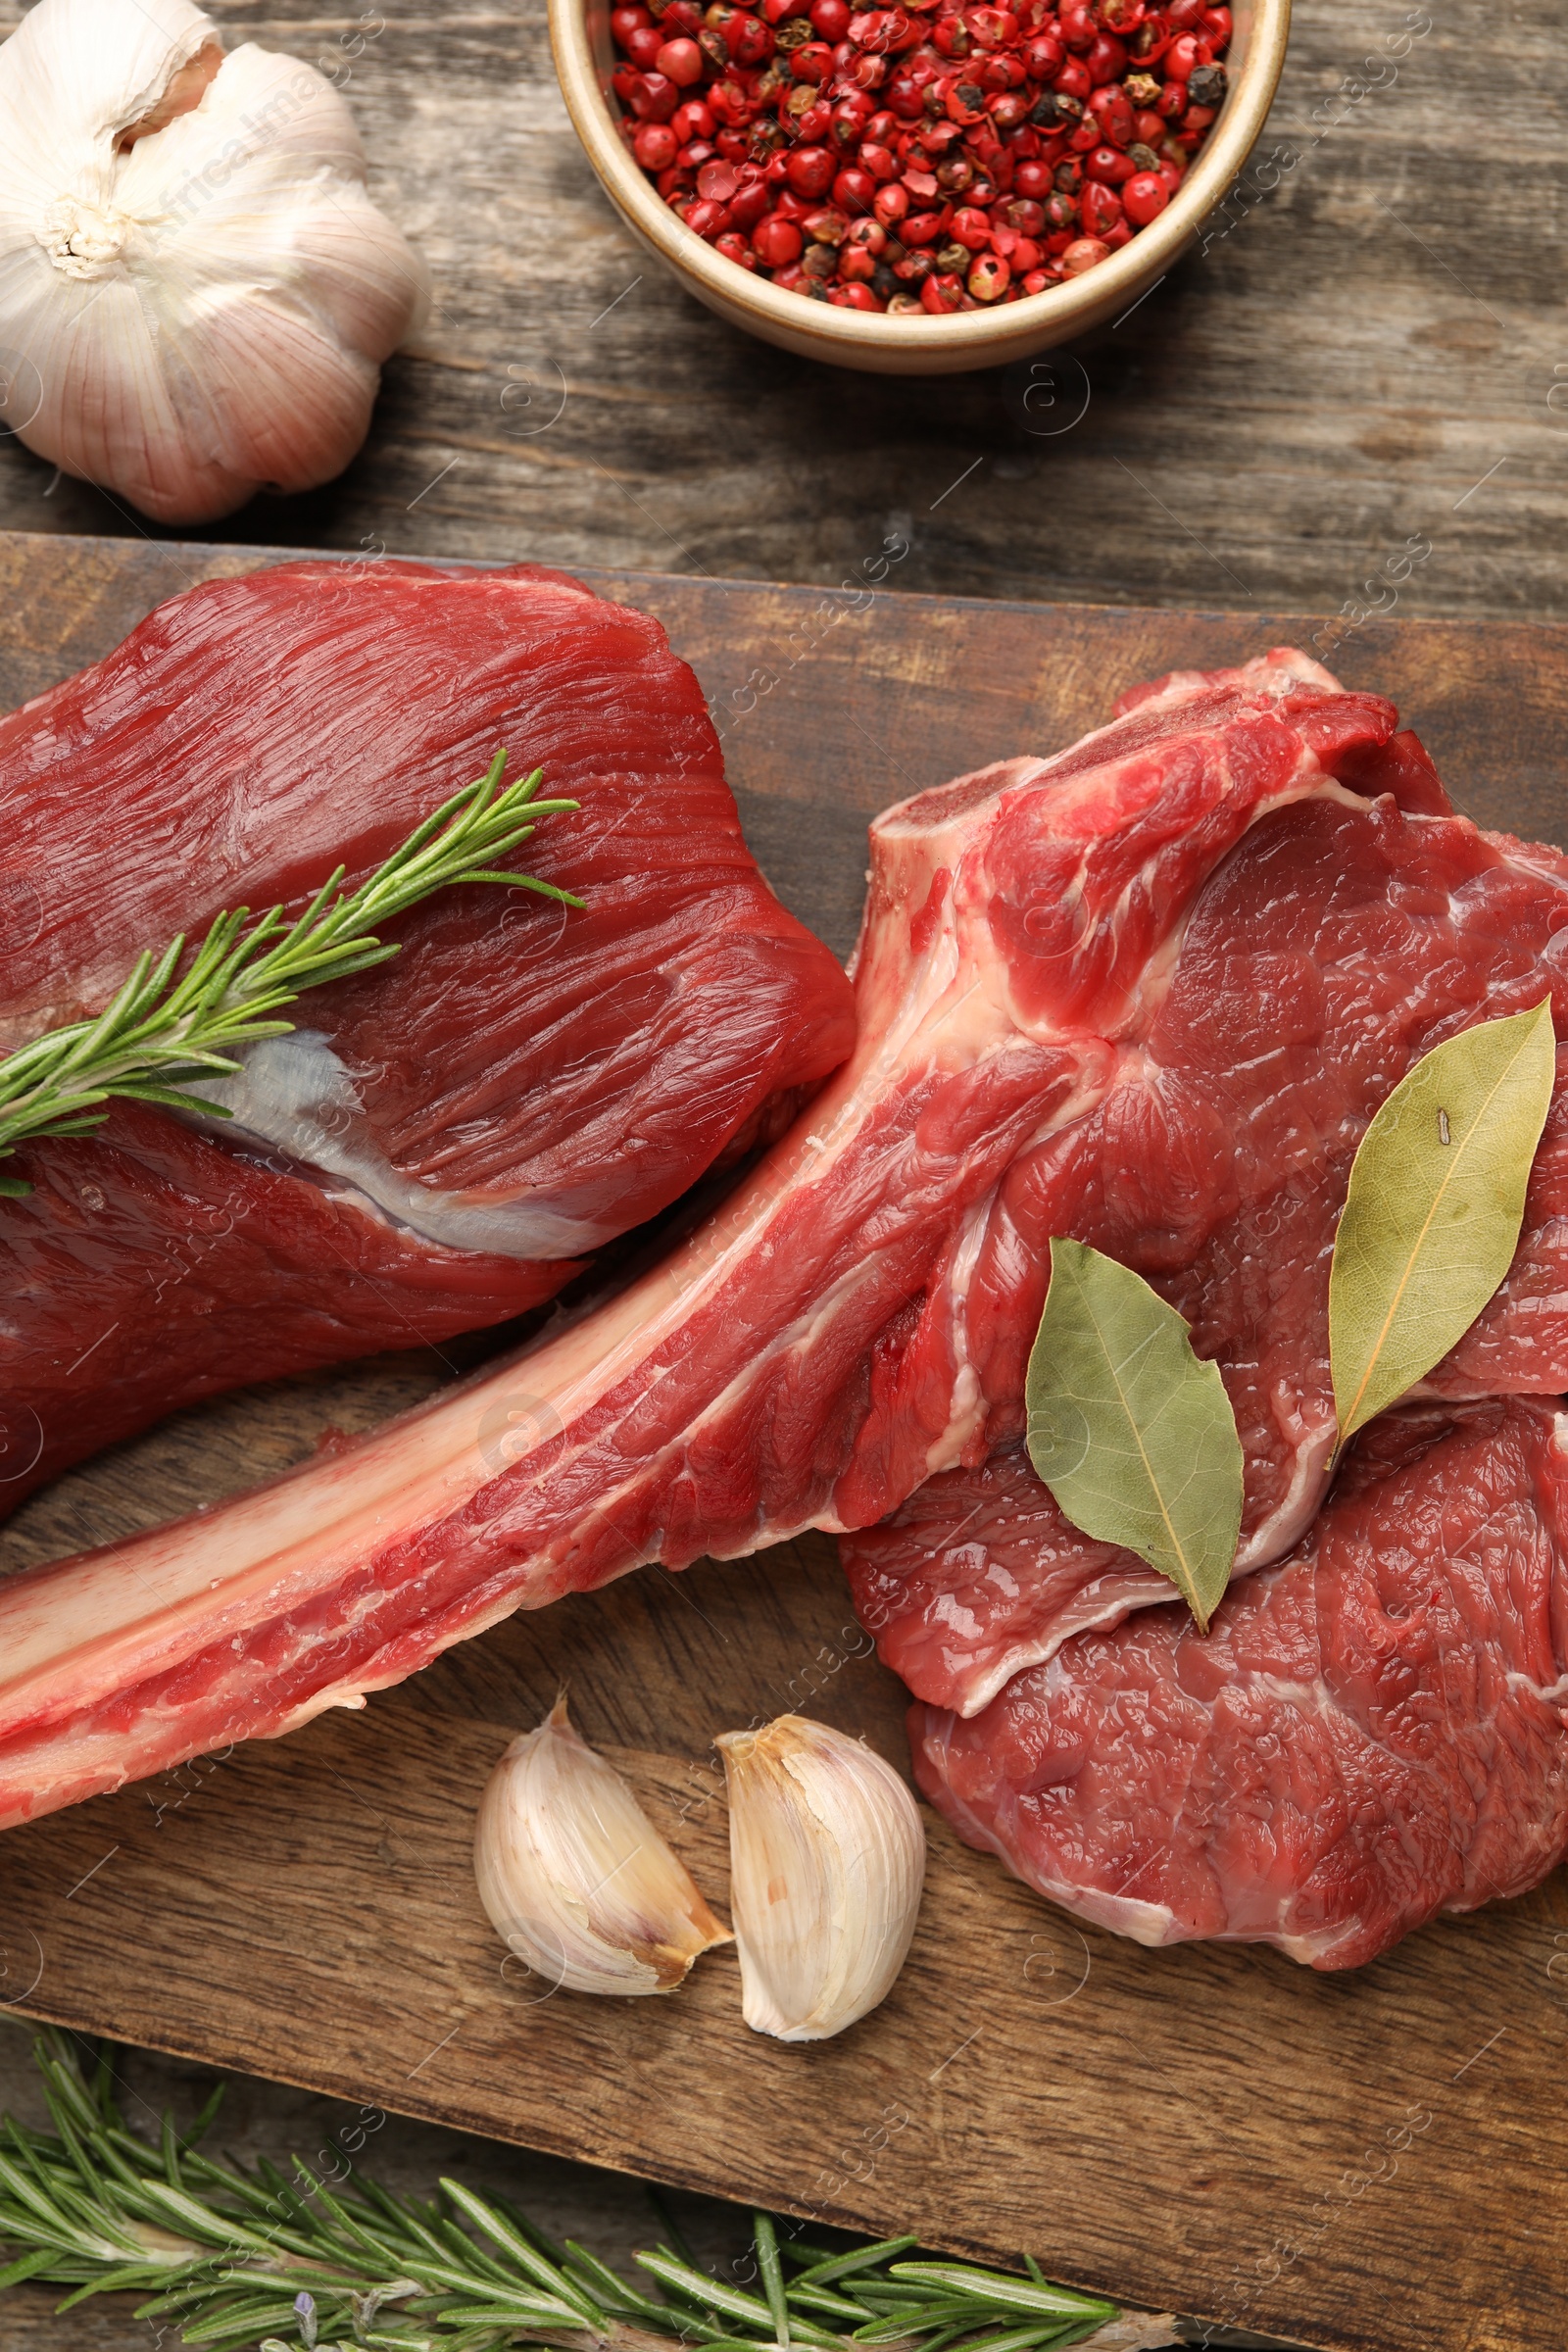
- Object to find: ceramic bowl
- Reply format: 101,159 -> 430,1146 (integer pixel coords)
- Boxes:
550,0 -> 1290,375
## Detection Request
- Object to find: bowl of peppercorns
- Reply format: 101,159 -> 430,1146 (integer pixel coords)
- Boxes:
551,0 -> 1288,370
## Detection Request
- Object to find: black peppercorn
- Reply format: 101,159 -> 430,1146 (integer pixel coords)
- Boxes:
1030,89 -> 1083,128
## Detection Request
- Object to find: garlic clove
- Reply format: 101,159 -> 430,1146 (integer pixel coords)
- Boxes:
474,1696 -> 731,1998
716,1714 -> 926,2042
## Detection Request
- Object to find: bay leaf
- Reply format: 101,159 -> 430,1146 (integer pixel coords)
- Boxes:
1025,1237 -> 1244,1631
1329,997 -> 1557,1446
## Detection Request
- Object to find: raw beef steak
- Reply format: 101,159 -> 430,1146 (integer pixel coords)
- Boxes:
909,1399 -> 1568,1971
0,649 -> 1458,1827
0,559 -> 856,1506
842,788 -> 1568,1712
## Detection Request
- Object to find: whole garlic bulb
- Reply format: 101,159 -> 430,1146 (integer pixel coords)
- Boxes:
0,0 -> 428,524
474,1696 -> 732,1998
716,1715 -> 925,2042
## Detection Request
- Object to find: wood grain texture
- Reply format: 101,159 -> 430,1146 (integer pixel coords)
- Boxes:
0,0 -> 1560,625
1,537 -> 1567,2352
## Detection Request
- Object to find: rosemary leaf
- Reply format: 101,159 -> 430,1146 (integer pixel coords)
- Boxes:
0,2034 -> 1138,2352
0,752 -> 580,1195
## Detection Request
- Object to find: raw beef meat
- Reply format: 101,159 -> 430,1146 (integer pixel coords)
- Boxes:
0,558 -> 856,1506
908,1399 -> 1568,1970
842,790 -> 1568,1712
0,648 -> 1476,1829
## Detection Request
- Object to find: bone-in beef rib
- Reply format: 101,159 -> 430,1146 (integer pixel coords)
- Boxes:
0,649 -> 1476,1829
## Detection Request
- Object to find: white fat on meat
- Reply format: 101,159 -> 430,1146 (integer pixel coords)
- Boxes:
188,1032 -> 607,1259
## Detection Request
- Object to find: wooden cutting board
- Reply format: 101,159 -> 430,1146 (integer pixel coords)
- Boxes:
1,533 -> 1565,2352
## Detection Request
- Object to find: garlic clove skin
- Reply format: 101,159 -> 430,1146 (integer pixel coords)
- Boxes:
0,0 -> 429,526
716,1714 -> 926,2042
474,1696 -> 732,1999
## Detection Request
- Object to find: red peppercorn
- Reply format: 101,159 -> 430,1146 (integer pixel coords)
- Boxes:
684,195 -> 733,235
1122,167 -> 1167,222
920,270 -> 964,310
634,120 -> 679,167
1079,175 -> 1123,232
1088,82 -> 1134,141
1082,30 -> 1126,80
968,250 -> 1010,298
1164,29 -> 1208,74
969,5 -> 1019,45
753,211 -> 805,262
834,165 -> 877,210
785,141 -> 836,193
630,70 -> 682,118
729,175 -> 770,225
613,0 -> 1225,306
831,90 -> 872,136
730,11 -> 775,61
1022,30 -> 1064,73
656,33 -> 707,79
791,38 -> 835,77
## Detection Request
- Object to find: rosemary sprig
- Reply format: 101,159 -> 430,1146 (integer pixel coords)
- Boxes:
0,752 -> 580,1198
0,2033 -> 1169,2352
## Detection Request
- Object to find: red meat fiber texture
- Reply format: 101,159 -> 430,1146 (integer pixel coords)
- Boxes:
0,559 -> 855,1508
3,637 -> 1567,1979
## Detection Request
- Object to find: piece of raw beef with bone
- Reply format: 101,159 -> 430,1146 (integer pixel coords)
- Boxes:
5,649 -> 1567,1883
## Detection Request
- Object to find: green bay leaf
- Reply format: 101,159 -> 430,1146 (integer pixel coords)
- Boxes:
1024,1237 -> 1244,1631
1329,998 -> 1557,1446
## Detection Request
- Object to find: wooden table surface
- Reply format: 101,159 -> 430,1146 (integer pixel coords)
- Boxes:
0,0 -> 1561,626
0,1 -> 1562,2348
